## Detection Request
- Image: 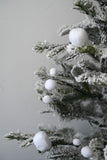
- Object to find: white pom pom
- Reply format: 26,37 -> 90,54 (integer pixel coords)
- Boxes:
81,146 -> 92,158
33,131 -> 52,152
50,68 -> 56,76
42,95 -> 51,104
45,79 -> 56,90
69,28 -> 88,47
73,138 -> 81,146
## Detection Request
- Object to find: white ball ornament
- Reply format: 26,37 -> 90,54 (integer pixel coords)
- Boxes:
33,131 -> 52,152
42,95 -> 51,104
69,28 -> 88,47
81,146 -> 92,158
50,68 -> 56,76
73,138 -> 81,146
45,79 -> 56,90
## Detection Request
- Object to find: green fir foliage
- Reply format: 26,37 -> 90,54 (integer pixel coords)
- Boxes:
74,0 -> 96,17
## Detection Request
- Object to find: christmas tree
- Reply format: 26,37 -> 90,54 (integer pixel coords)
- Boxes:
5,0 -> 107,159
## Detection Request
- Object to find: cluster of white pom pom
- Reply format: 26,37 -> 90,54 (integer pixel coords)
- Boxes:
43,28 -> 88,103
34,28 -> 91,157
42,68 -> 57,104
68,28 -> 92,159
72,138 -> 92,158
33,131 -> 92,158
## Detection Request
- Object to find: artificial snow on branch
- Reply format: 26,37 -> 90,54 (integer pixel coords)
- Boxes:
75,72 -> 107,85
32,41 -> 66,59
5,127 -> 106,160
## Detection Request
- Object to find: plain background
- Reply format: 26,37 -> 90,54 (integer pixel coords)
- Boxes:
0,0 -> 93,159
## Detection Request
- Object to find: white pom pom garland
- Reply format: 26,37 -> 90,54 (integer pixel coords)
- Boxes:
45,79 -> 56,90
73,138 -> 81,146
69,28 -> 88,47
81,146 -> 92,158
33,131 -> 52,152
50,68 -> 56,76
42,95 -> 51,104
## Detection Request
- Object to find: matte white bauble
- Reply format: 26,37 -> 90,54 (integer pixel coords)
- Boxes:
45,79 -> 56,90
69,28 -> 88,47
33,131 -> 52,152
42,95 -> 51,104
81,146 -> 92,158
73,138 -> 81,146
50,68 -> 56,76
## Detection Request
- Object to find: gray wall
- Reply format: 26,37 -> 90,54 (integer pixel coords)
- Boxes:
0,0 -> 90,159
